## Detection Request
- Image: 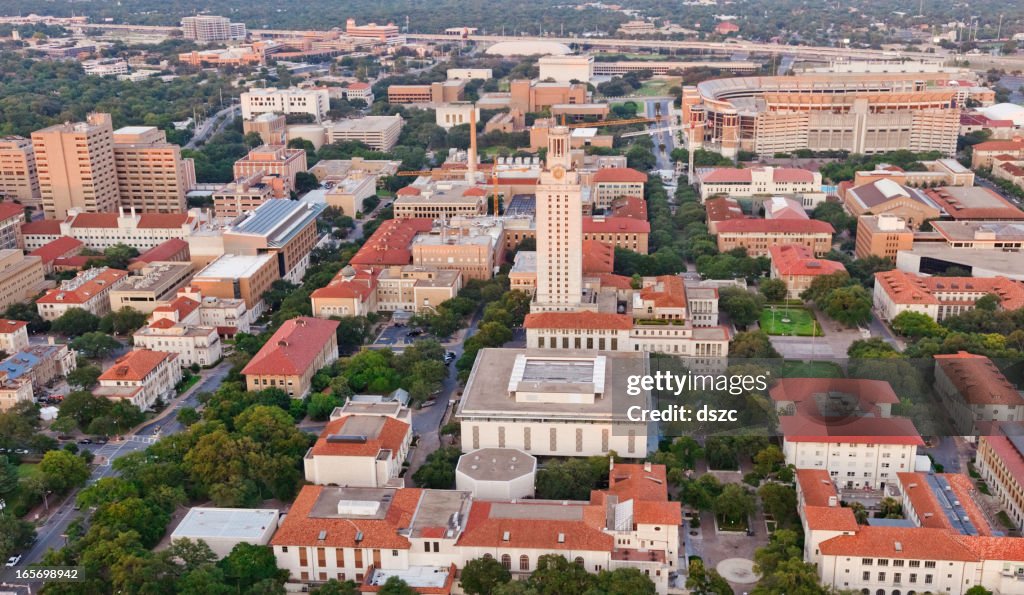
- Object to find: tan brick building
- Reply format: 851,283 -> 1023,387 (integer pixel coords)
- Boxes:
232,145 -> 307,198
715,219 -> 834,256
191,254 -> 280,318
854,214 -> 914,260
32,113 -> 120,219
242,317 -> 339,398
0,136 -> 41,208
112,126 -> 195,213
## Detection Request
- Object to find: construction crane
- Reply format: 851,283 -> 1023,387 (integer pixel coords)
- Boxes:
488,166 -> 534,216
396,170 -> 434,177
563,116 -> 657,129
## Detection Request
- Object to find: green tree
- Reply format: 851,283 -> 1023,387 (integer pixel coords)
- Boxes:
526,554 -> 595,594
847,337 -> 902,359
753,445 -> 785,477
821,285 -> 872,327
758,278 -> 788,302
714,483 -> 756,527
3,301 -> 49,333
718,286 -> 765,328
295,171 -> 321,194
71,332 -> 122,359
313,579 -> 361,595
593,567 -> 657,594
535,456 -> 608,500
243,131 -> 264,148
891,310 -> 945,339
686,558 -> 734,595
219,543 -> 288,591
800,271 -> 852,303
460,555 -> 512,594
412,446 -> 461,489
67,364 -> 103,389
751,557 -> 829,595
379,576 -> 418,595
39,449 -> 90,492
753,529 -> 802,576
0,455 -> 18,496
307,392 -> 342,421
102,244 -> 140,270
965,586 -> 994,595
51,308 -> 101,337
757,483 -> 799,530
0,515 -> 36,560
177,406 -> 200,427
99,307 -> 148,335
730,331 -> 781,359
58,390 -> 111,429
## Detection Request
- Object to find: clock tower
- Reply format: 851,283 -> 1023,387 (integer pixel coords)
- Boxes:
533,126 -> 583,313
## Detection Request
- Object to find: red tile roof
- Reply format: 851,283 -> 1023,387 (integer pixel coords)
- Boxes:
53,255 -> 103,269
596,273 -> 634,290
350,219 -> 434,267
804,506 -> 859,532
36,268 -> 129,304
153,296 -> 200,321
716,219 -> 834,234
66,212 -> 191,229
610,196 -> 647,220
639,275 -> 686,308
21,219 -> 62,236
973,139 -> 1024,153
0,202 -> 24,222
133,238 -> 189,264
581,240 -> 614,274
270,485 -> 421,549
311,415 -> 410,458
242,317 -> 340,376
147,318 -> 177,329
593,167 -> 648,184
819,527 -> 980,561
875,271 -> 1024,311
98,349 -> 176,382
796,469 -> 839,507
523,311 -> 634,330
603,463 -> 682,525
582,216 -> 650,234
898,472 -> 992,535
934,352 -> 1024,407
770,378 -> 900,411
396,186 -> 421,196
768,244 -> 846,277
0,319 -> 28,335
29,236 -> 84,264
779,415 -> 923,446
457,500 -> 612,551
705,197 -> 747,223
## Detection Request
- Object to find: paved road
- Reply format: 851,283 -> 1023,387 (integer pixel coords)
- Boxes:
0,361 -> 232,579
185,104 -> 241,150
645,97 -> 675,172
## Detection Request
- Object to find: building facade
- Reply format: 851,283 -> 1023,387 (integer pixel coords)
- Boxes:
112,126 -> 194,213
32,113 -> 120,219
35,266 -> 129,320
94,349 -> 182,411
242,317 -> 340,398
0,136 -> 41,207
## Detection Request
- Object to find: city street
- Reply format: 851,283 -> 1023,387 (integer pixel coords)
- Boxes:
1,361 -> 233,578
645,96 -> 675,172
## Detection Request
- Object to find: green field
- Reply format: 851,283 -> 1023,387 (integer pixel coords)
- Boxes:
760,306 -> 823,337
637,77 -> 681,97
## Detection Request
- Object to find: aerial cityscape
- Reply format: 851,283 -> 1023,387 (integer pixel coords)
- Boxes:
1,2 -> 1024,594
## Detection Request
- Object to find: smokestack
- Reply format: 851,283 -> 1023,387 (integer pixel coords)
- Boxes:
467,104 -> 478,183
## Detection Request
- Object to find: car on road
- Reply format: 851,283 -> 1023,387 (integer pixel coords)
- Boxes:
57,434 -> 74,441
93,436 -> 108,444
406,329 -> 423,337
420,400 -> 437,408
77,438 -> 92,445
443,351 -> 456,364
6,554 -> 21,567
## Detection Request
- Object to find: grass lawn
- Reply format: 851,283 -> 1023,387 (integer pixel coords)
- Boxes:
760,306 -> 823,337
637,77 -> 680,97
176,374 -> 201,395
782,360 -> 844,378
997,511 -> 1016,531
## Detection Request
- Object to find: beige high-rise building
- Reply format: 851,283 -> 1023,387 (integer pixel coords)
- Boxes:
0,136 -> 41,207
32,113 -> 120,219
533,126 -> 582,312
112,126 -> 195,213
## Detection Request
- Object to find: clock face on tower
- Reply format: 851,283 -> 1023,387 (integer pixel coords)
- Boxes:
552,166 -> 566,180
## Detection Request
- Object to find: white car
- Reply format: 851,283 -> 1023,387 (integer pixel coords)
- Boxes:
6,554 -> 22,567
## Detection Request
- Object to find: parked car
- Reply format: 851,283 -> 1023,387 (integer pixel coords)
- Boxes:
6,555 -> 21,567
443,351 -> 456,364
406,329 -> 423,337
77,438 -> 92,445
57,434 -> 74,441
420,400 -> 437,408
93,436 -> 108,444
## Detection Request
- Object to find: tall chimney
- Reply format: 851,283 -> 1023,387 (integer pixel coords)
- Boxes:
466,104 -> 478,183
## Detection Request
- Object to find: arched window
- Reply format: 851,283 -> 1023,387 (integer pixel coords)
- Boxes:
876,590 -> 885,595
574,557 -> 585,566
483,553 -> 492,560
519,555 -> 530,571
501,554 -> 511,570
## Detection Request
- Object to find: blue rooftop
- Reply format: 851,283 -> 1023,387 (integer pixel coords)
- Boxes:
229,199 -> 325,248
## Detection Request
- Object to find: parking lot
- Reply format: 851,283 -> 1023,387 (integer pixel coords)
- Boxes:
371,324 -> 433,350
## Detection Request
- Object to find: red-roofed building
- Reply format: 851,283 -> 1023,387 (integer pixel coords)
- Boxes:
933,352 -> 1024,436
873,270 -> 1024,322
976,421 -> 1024,532
133,294 -> 222,367
714,21 -> 740,35
29,236 -> 84,274
128,238 -> 190,271
582,215 -> 649,253
768,244 -> 847,298
716,218 -> 834,256
610,195 -> 647,221
0,319 -> 29,354
971,138 -> 1024,169
591,167 -> 647,210
242,317 -> 340,398
20,208 -> 203,252
924,186 -> 1024,221
637,275 -> 687,319
35,267 -> 129,320
0,201 -> 25,251
581,239 -> 614,274
304,413 -> 412,487
696,166 -> 821,201
350,219 -> 434,268
94,349 -> 181,410
704,196 -> 748,234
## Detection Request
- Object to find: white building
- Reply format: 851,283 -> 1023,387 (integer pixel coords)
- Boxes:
447,68 -> 492,80
20,208 -> 208,252
171,508 -> 279,558
94,349 -> 182,411
181,15 -> 246,42
435,103 -> 480,130
695,166 -> 824,203
458,349 -> 654,458
325,116 -> 404,151
538,55 -> 595,84
242,87 -> 331,123
133,295 -> 222,367
303,410 -> 413,488
0,319 -> 29,354
533,126 -> 583,313
455,448 -> 536,500
36,267 -> 129,320
81,58 -> 130,76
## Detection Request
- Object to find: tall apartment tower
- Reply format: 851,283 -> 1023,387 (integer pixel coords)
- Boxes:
0,136 -> 41,208
112,126 -> 195,213
533,126 -> 583,313
181,16 -> 246,42
32,113 -> 120,219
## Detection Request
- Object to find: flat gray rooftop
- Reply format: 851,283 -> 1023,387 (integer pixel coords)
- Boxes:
458,348 -> 648,418
310,486 -> 394,519
337,416 -> 386,439
488,501 -> 586,521
407,490 -> 471,538
172,507 -> 278,539
457,448 -> 536,482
